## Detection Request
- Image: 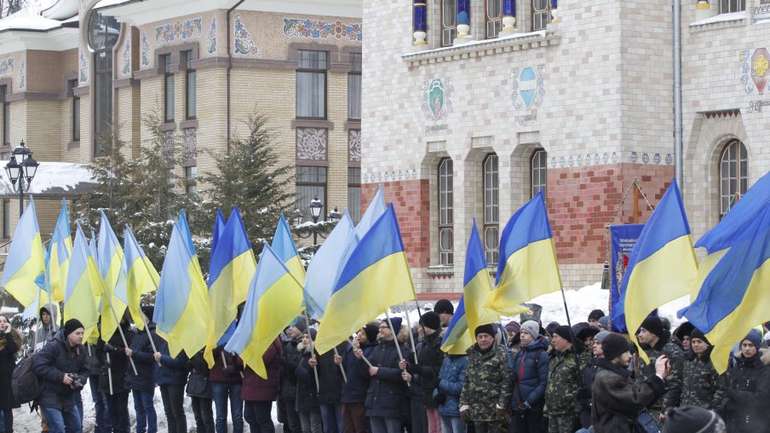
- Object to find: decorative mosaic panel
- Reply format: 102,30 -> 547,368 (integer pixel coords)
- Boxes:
141,32 -> 150,67
79,51 -> 88,83
17,60 -> 25,90
207,18 -> 217,55
296,128 -> 327,161
155,17 -> 203,45
363,168 -> 419,183
183,128 -> 198,163
547,151 -> 674,169
233,15 -> 258,56
0,57 -> 13,75
121,38 -> 131,76
283,18 -> 362,42
348,129 -> 361,162
421,79 -> 453,121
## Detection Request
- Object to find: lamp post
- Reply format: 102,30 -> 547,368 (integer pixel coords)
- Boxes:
309,197 -> 324,245
294,197 -> 341,246
4,140 -> 39,217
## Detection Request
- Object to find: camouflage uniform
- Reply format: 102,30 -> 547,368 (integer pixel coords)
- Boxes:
635,340 -> 684,419
460,344 -> 512,433
544,349 -> 580,433
680,353 -> 726,409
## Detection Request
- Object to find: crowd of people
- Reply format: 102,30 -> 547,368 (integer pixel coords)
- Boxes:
0,302 -> 768,433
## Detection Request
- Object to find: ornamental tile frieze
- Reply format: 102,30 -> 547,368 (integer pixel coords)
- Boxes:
546,151 -> 674,169
349,129 -> 361,162
0,57 -> 13,76
296,128 -> 328,161
283,18 -> 362,42
233,15 -> 258,57
155,17 -> 203,45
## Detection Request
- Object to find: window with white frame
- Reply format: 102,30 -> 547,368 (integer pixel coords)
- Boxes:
531,149 -> 547,197
438,158 -> 454,266
483,154 -> 499,265
441,0 -> 458,47
532,0 -> 551,31
719,0 -> 745,13
486,0 -> 504,39
719,139 -> 748,219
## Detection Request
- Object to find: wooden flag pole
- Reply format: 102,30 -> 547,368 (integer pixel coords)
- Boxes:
106,351 -> 114,395
401,304 -> 419,365
384,310 -> 410,388
138,313 -> 162,367
302,310 -> 321,394
108,304 -> 138,375
333,346 -> 348,383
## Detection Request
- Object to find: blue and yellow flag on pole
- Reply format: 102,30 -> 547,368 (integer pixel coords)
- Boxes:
271,214 -> 305,283
224,243 -> 303,378
486,192 -> 562,314
442,221 -> 502,354
153,212 -> 211,357
122,226 -> 158,330
621,182 -> 698,362
205,208 -> 257,366
48,200 -> 72,302
211,209 -> 226,257
315,204 -> 416,354
1,200 -> 46,307
97,211 -> 128,341
64,224 -> 104,342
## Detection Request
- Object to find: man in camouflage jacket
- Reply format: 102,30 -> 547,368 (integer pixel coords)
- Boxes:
460,324 -> 512,433
544,326 -> 580,433
634,316 -> 684,420
680,329 -> 725,409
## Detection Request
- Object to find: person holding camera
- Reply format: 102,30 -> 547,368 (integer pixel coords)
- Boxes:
32,319 -> 90,433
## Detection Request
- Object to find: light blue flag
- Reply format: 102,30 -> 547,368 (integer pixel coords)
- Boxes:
210,209 -> 226,266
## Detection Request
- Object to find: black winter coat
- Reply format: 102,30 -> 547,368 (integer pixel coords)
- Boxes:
591,359 -> 666,433
280,337 -> 301,401
407,331 -> 444,408
340,342 -> 375,404
152,336 -> 189,386
127,326 -> 158,392
0,330 -> 20,409
721,354 -> 770,433
510,337 -> 550,408
32,331 -> 89,409
365,340 -> 412,419
97,326 -> 132,395
316,346 -> 344,405
578,357 -> 600,428
295,348 -> 320,412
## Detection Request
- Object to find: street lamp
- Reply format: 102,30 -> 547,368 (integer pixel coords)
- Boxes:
4,140 -> 39,217
294,197 -> 342,246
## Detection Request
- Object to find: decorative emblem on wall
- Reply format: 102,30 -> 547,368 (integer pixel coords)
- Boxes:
207,18 -> 217,55
296,128 -> 328,161
155,17 -> 203,44
422,79 -> 451,121
141,32 -> 150,67
283,18 -> 362,41
233,15 -> 258,56
122,39 -> 131,76
741,48 -> 770,95
0,57 -> 13,75
349,129 -> 361,162
512,65 -> 545,124
79,51 -> 88,83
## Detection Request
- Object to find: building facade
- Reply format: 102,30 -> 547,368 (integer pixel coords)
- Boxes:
0,0 -> 362,242
361,0 -> 770,296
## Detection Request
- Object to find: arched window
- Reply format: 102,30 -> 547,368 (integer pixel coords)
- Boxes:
485,0 -> 504,38
438,158 -> 454,266
483,154 -> 499,264
531,149 -> 547,197
441,0 -> 457,47
532,0 -> 551,31
87,11 -> 120,157
719,139 -> 748,219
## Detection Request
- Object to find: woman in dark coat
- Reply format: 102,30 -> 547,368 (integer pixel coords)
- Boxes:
721,330 -> 770,433
295,331 -> 323,433
188,350 -> 215,433
241,337 -> 283,433
126,317 -> 158,433
151,335 -> 189,433
98,322 -> 132,433
509,321 -> 550,433
0,315 -> 21,433
316,343 -> 344,433
365,318 -> 411,433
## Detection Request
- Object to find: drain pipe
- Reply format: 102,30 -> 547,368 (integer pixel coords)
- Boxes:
673,0 -> 683,189
226,0 -> 245,152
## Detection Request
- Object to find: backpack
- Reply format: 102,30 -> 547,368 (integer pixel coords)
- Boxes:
12,355 -> 40,404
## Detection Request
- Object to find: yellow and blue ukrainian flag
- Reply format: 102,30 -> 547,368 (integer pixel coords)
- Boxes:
97,211 -> 128,341
442,221 -> 502,354
224,243 -> 304,378
211,208 -> 226,257
315,204 -> 416,355
0,200 -> 46,307
621,181 -> 698,362
205,208 -> 257,366
153,211 -> 211,357
63,224 -> 105,342
271,214 -> 305,283
122,225 -> 159,330
48,199 -> 72,302
486,192 -> 562,315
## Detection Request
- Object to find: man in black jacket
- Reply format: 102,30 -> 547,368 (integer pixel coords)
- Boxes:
591,333 -> 669,433
33,319 -> 90,433
402,312 -> 444,433
99,320 -> 133,433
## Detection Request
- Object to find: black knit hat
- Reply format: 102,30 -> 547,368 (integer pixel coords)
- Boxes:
602,333 -> 630,361
434,299 -> 454,316
474,323 -> 496,337
363,322 -> 379,343
419,311 -> 441,331
553,325 -> 574,344
63,319 -> 84,338
663,406 -> 726,433
639,316 -> 665,338
291,316 -> 308,333
588,309 -> 605,322
689,328 -> 710,346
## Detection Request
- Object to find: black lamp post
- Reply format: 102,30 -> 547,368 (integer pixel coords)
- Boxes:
4,140 -> 39,217
295,197 -> 341,246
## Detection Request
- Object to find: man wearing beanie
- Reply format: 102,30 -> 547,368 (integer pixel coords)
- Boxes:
459,323 -> 511,433
680,328 -> 723,409
402,311 -> 444,433
576,330 -> 611,429
340,322 -> 379,433
721,329 -> 770,433
663,406 -> 726,433
434,300 -> 454,329
33,319 -> 89,433
510,320 -> 549,433
591,332 -> 670,433
279,318 -> 305,433
544,326 -> 580,433
635,316 -> 685,420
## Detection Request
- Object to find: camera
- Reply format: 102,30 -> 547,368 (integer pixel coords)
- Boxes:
70,374 -> 87,390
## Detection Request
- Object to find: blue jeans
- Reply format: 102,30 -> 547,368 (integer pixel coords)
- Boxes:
133,389 -> 158,433
440,416 -> 465,433
212,383 -> 244,433
320,404 -> 343,433
0,408 -> 12,433
41,405 -> 81,433
89,378 -> 111,433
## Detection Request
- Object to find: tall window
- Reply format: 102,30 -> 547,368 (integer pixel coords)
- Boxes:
1,199 -> 8,239
184,165 -> 197,195
88,11 -> 120,156
348,52 -> 361,120
438,158 -> 454,266
719,0 -> 745,13
296,50 -> 327,119
441,0 -> 457,47
68,79 -> 80,142
182,50 -> 196,120
483,154 -> 499,264
719,140 -> 748,219
531,149 -> 547,197
296,166 -> 327,219
0,85 -> 8,146
532,0 -> 551,31
348,167 -> 361,222
161,54 -> 175,122
485,0 -> 504,38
